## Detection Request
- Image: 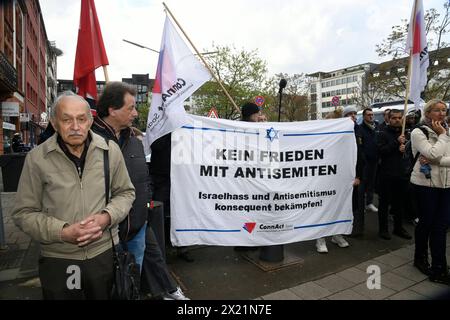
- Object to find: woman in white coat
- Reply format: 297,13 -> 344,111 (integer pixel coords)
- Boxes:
410,99 -> 450,285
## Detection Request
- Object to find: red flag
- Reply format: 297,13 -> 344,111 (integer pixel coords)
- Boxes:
73,0 -> 109,101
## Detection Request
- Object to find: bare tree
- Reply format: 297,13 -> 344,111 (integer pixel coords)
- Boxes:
370,2 -> 450,102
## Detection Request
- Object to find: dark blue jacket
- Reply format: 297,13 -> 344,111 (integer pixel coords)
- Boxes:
92,117 -> 150,241
360,121 -> 378,163
377,125 -> 410,179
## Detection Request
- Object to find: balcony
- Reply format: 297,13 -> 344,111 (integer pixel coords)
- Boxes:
0,51 -> 18,93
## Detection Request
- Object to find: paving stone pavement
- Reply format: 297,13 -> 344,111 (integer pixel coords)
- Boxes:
1,189 -> 449,300
259,243 -> 450,300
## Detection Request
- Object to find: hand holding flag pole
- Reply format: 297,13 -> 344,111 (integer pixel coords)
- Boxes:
162,2 -> 241,116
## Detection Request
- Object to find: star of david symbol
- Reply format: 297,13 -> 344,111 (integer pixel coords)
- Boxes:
266,127 -> 279,142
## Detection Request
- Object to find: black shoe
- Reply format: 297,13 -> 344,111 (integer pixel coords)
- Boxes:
177,251 -> 194,263
414,258 -> 431,276
429,271 -> 450,285
393,228 -> 412,240
378,231 -> 391,240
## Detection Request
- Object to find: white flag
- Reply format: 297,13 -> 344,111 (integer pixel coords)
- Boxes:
406,0 -> 429,110
144,15 -> 211,153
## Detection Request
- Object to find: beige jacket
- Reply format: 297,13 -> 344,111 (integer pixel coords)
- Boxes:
410,125 -> 450,188
12,131 -> 135,260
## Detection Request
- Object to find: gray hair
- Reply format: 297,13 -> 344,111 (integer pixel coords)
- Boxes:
50,91 -> 92,120
422,99 -> 447,121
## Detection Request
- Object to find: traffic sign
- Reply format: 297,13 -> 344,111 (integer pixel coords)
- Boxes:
207,107 -> 219,119
331,96 -> 340,107
255,96 -> 265,107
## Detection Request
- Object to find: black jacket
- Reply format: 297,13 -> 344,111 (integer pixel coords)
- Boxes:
360,121 -> 379,163
377,125 -> 410,179
149,133 -> 171,202
92,117 -> 150,241
354,124 -> 365,180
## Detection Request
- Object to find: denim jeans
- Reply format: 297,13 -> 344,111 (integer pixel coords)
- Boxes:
127,222 -> 147,272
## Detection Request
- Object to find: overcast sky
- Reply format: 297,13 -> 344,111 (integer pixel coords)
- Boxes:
40,0 -> 449,82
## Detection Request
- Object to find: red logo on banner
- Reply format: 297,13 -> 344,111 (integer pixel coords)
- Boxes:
243,222 -> 257,234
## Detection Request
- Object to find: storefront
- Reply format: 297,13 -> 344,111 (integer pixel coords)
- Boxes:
1,101 -> 19,154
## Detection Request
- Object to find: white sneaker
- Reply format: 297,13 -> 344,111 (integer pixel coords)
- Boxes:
331,235 -> 349,248
163,287 -> 190,300
366,203 -> 378,212
316,238 -> 328,253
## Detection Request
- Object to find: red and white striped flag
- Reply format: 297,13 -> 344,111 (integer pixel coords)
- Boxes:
144,15 -> 210,153
406,0 -> 429,110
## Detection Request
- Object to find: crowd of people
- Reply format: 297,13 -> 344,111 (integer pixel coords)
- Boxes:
314,101 -> 450,286
9,87 -> 450,300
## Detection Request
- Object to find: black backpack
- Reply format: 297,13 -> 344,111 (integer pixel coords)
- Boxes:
404,126 -> 429,175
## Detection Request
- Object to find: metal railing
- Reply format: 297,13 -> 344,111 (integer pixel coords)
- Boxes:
0,51 -> 18,92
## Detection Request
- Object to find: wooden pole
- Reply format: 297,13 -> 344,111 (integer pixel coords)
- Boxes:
402,54 -> 413,136
402,0 -> 418,136
103,66 -> 110,83
162,2 -> 241,115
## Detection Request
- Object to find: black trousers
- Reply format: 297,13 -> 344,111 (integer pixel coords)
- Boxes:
377,176 -> 408,233
414,185 -> 450,275
140,224 -> 178,297
359,161 -> 377,206
38,248 -> 114,300
352,185 -> 364,233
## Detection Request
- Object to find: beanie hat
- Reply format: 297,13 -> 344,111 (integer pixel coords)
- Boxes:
241,103 -> 260,120
343,105 -> 357,116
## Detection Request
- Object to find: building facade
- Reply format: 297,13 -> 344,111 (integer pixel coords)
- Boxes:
0,0 -> 58,154
57,79 -> 107,98
308,47 -> 450,119
307,63 -> 375,119
24,0 -> 48,146
45,40 -> 61,126
0,0 -> 26,154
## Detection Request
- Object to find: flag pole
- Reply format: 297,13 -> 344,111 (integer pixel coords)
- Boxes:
162,2 -> 241,116
103,66 -> 109,83
402,0 -> 418,136
402,55 -> 413,136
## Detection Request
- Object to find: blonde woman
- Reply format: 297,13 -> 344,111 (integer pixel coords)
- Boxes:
411,99 -> 450,285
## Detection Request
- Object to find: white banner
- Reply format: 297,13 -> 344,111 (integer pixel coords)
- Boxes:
170,115 -> 357,246
144,15 -> 210,153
